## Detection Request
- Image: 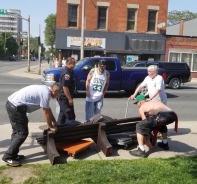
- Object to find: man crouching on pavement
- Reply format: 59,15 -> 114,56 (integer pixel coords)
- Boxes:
2,82 -> 61,167
129,95 -> 178,158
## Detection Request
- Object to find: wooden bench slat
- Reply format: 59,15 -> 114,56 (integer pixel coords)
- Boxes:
37,116 -> 141,165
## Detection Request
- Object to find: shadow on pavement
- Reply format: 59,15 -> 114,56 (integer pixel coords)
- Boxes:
168,128 -> 191,136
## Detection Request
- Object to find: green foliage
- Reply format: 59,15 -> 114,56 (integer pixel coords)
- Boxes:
0,156 -> 196,184
44,13 -> 56,55
0,34 -> 4,59
168,10 -> 197,26
0,33 -> 18,60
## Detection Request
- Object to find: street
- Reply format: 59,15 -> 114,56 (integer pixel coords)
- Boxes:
0,60 -> 196,124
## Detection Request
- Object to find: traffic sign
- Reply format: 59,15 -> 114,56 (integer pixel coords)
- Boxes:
0,9 -> 7,14
20,31 -> 27,35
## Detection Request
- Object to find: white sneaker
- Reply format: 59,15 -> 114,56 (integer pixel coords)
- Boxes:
2,158 -> 21,167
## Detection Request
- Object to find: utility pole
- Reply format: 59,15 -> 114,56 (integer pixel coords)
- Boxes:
27,15 -> 30,72
38,24 -> 41,75
80,0 -> 85,59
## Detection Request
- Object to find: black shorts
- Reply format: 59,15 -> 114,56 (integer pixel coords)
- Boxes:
136,111 -> 177,136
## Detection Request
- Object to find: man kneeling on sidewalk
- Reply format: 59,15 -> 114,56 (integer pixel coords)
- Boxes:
129,95 -> 178,158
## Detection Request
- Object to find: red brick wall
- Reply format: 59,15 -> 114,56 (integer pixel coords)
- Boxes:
166,36 -> 197,78
56,0 -> 168,33
165,36 -> 197,61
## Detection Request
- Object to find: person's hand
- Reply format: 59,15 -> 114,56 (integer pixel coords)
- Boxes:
53,121 -> 58,127
68,99 -> 74,106
86,91 -> 90,97
129,94 -> 135,100
146,98 -> 151,102
50,126 -> 57,133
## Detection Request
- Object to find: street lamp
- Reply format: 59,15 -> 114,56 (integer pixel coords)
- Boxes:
20,15 -> 30,72
8,13 -> 31,72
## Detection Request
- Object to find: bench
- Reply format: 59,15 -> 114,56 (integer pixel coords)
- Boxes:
36,116 -> 142,165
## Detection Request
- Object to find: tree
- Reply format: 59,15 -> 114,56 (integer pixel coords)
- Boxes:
44,14 -> 56,56
0,33 -> 18,60
168,10 -> 197,26
0,34 -> 4,59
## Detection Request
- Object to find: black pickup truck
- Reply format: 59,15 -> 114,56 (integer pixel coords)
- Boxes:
125,61 -> 191,89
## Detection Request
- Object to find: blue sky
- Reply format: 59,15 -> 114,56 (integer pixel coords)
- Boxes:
1,0 -> 197,44
168,0 -> 197,12
1,0 -> 56,43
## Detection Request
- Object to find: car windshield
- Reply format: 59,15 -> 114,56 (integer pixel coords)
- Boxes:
74,58 -> 88,69
123,62 -> 140,67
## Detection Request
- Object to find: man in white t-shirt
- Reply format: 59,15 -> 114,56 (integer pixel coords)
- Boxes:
2,83 -> 61,167
129,65 -> 167,105
85,59 -> 110,122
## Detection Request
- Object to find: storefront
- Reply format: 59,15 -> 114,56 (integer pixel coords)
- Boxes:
55,29 -> 166,65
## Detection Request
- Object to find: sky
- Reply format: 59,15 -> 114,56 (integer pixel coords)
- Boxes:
168,0 -> 197,12
1,0 -> 56,43
1,0 -> 197,45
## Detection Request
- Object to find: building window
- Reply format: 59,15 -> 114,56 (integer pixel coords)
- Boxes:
147,11 -> 157,32
169,53 -> 181,62
98,7 -> 107,29
193,54 -> 197,71
181,53 -> 192,69
169,52 -> 197,71
127,9 -> 136,31
68,5 -> 78,27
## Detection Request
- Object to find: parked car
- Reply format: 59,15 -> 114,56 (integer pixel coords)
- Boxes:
42,57 -> 166,94
9,56 -> 16,61
125,61 -> 191,89
31,57 -> 37,61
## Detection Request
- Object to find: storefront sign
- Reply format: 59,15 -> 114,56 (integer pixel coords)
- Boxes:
126,55 -> 139,63
67,36 -> 106,49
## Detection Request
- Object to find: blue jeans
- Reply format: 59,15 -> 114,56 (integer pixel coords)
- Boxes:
85,98 -> 103,122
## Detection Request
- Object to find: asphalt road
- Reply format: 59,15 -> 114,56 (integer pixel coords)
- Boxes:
0,60 -> 196,124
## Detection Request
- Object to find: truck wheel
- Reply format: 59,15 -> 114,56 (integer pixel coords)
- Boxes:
139,86 -> 148,97
136,83 -> 149,97
169,78 -> 181,89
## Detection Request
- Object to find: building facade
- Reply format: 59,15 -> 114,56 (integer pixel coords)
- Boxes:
56,0 -> 168,64
0,9 -> 22,41
166,18 -> 197,78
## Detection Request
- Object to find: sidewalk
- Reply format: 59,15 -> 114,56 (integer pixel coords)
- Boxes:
1,63 -> 197,165
0,121 -> 197,166
6,62 -> 50,79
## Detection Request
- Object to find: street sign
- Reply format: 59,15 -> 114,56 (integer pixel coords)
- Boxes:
0,9 -> 7,14
20,31 -> 27,35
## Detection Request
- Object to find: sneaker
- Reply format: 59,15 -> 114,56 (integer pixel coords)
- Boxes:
129,147 -> 147,158
2,158 -> 21,167
15,155 -> 25,160
158,141 -> 169,150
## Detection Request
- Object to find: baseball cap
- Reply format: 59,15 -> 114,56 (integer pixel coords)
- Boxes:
98,59 -> 106,66
133,95 -> 146,104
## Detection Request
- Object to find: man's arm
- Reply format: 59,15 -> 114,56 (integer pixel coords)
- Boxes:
63,86 -> 73,106
139,107 -> 147,120
86,69 -> 94,97
43,108 -> 57,132
129,85 -> 143,100
103,71 -> 110,96
147,89 -> 160,101
129,77 -> 147,100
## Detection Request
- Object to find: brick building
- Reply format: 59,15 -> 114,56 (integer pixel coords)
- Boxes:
56,0 -> 168,64
166,18 -> 197,78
